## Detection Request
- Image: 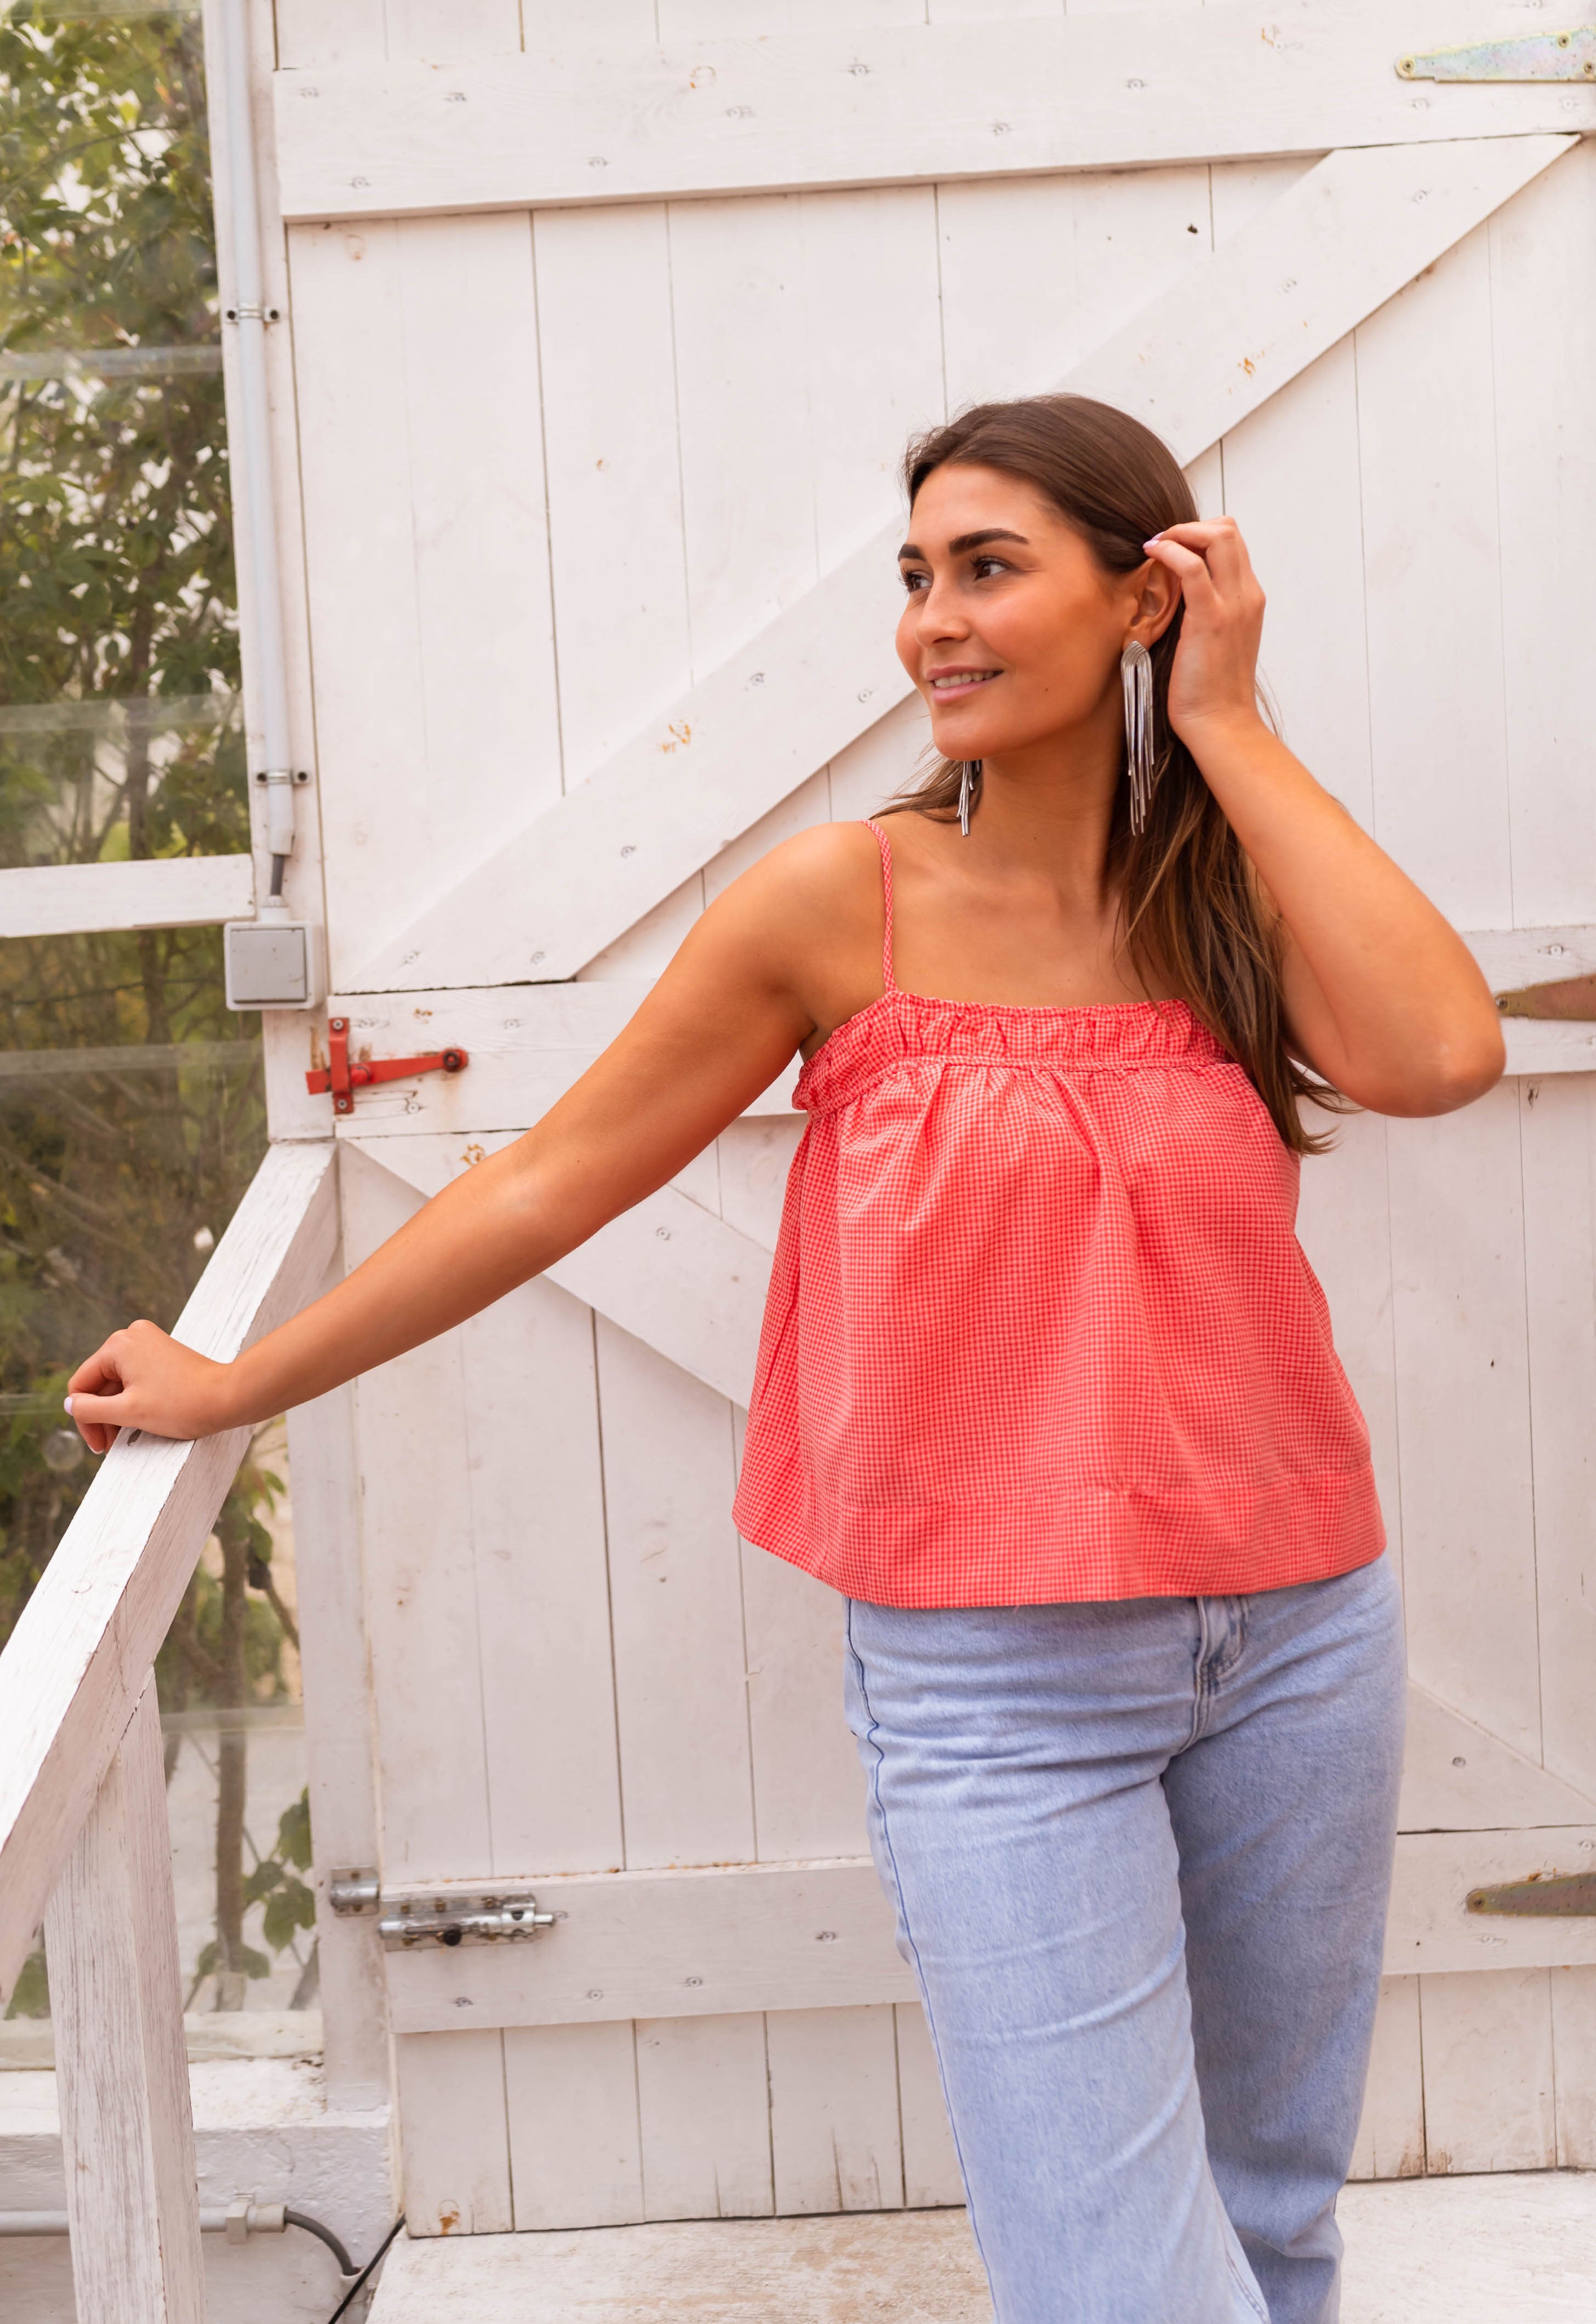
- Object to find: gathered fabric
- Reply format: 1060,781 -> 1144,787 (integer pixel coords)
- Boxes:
731,819 -> 1384,1608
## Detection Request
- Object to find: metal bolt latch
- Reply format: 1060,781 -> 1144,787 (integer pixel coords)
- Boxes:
328,1869 -> 381,1916
306,1018 -> 469,1115
377,1894 -> 558,1949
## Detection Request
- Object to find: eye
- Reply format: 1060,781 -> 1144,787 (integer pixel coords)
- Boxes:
900,567 -> 930,593
971,554 -> 1010,580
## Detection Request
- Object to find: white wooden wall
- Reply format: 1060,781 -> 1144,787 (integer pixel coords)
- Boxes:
263,0 -> 1596,2226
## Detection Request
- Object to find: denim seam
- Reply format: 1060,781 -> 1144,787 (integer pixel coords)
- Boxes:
844,1603 -> 996,2296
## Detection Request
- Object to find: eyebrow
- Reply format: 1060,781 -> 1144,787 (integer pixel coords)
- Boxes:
897,527 -> 1032,561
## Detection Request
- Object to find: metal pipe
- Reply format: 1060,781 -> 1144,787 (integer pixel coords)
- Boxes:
215,0 -> 296,897
0,2202 -> 356,2274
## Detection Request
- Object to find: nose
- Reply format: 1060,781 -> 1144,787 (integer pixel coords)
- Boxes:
911,570 -> 971,646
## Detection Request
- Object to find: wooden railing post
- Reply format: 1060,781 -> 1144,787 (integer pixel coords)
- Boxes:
43,1680 -> 205,2324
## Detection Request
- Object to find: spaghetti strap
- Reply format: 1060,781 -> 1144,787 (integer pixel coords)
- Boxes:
862,818 -> 897,994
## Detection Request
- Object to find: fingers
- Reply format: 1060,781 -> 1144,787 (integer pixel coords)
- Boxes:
65,1388 -> 133,1456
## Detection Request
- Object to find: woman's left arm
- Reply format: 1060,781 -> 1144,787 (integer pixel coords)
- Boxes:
1143,517 -> 1505,1117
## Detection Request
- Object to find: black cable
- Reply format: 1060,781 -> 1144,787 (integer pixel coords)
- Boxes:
324,2213 -> 405,2323
284,2208 -> 356,2279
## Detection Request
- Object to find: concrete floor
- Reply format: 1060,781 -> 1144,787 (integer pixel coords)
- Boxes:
369,2172 -> 1596,2323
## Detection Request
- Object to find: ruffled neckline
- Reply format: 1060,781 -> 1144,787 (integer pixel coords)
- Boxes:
797,988 -> 1233,1115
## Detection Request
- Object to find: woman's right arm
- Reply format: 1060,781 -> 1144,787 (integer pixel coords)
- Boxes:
65,827 -> 871,1453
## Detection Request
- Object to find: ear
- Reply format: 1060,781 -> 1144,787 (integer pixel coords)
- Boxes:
1125,556 -> 1182,647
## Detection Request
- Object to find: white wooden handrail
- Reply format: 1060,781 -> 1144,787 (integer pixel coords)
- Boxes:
0,1138 -> 336,2321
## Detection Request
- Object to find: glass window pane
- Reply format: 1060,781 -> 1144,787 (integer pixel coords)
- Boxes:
1,0 -> 243,870
1,9 -> 318,2059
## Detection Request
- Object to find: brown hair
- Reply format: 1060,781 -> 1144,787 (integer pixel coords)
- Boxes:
887,393 -> 1339,1154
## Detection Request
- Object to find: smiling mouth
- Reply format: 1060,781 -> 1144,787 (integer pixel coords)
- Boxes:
928,670 -> 1000,693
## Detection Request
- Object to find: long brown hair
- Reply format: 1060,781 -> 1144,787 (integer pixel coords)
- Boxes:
886,393 -> 1338,1153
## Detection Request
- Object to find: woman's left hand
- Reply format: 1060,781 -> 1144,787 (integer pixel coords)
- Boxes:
1141,517 -> 1266,745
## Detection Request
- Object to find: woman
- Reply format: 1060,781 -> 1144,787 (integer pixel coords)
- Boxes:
67,396 -> 1503,2322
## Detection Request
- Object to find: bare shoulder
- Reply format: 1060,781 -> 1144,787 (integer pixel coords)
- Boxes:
694,817 -> 885,958
662,816 -> 891,1034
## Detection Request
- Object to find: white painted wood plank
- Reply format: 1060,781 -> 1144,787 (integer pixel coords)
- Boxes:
352,135 -> 1574,995
381,1860 -> 913,2033
340,1147 -> 492,1884
740,1540 -> 869,1862
670,185 -> 941,679
533,200 -> 690,788
1219,333 -> 1373,833
1519,1078 -> 1596,1806
288,208 -> 560,989
1418,1970 -> 1557,2173
1386,1830 -> 1596,1978
393,2029 -> 512,2236
1358,221 -> 1512,932
460,1276 -> 623,1877
384,0 -> 523,59
896,2004 -> 963,2210
1501,1021 -> 1596,1075
1551,1966 -> 1596,2170
1295,1112 -> 1404,1605
717,1118 -> 805,1255
271,5 -> 1596,225
0,1140 -> 338,1998
352,1131 -> 770,1409
504,2022 -> 645,2230
0,854 -> 254,939
285,1365 -> 391,2110
380,1824 -> 1596,2044
1467,925 -> 1596,991
1400,1684 -> 1596,1835
1347,1978 -> 1425,2184
938,158 -> 1214,415
768,2006 -> 904,2214
1384,1092 -> 1541,1762
273,0 -> 385,71
1489,142 -> 1596,936
595,1321 -> 756,1869
316,986 -> 797,1134
43,1683 -> 204,2324
636,2015 -> 773,2222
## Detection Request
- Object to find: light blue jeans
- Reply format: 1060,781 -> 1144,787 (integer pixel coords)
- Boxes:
844,1557 -> 1405,2324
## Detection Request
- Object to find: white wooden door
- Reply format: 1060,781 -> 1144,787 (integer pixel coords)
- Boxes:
249,1 -> 1596,2227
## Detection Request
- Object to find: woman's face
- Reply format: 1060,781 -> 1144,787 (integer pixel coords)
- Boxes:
895,461 -> 1165,766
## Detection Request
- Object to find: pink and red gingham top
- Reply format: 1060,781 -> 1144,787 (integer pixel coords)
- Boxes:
732,819 -> 1384,1608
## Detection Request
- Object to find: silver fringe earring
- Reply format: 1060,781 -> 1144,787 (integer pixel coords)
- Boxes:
958,759 -> 981,837
1120,642 -> 1155,835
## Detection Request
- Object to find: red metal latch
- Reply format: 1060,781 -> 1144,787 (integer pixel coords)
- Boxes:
306,1017 -> 469,1115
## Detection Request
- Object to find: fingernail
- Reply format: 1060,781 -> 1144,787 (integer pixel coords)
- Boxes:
1143,535 -> 1163,549
62,1395 -> 73,1415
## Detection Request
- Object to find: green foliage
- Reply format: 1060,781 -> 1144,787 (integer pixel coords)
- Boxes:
3,1944 -> 47,2019
1,1 -> 241,873
0,4 -> 266,1667
0,12 -> 310,2016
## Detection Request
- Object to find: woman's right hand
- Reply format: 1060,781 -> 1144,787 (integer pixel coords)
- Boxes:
66,1319 -> 237,1454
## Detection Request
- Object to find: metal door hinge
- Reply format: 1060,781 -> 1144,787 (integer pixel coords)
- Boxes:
1495,972 -> 1596,1021
1398,27 -> 1596,80
325,1870 -> 557,1947
306,1017 -> 468,1114
1467,1872 -> 1596,1916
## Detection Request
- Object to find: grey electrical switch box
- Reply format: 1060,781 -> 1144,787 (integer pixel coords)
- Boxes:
223,916 -> 318,1011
